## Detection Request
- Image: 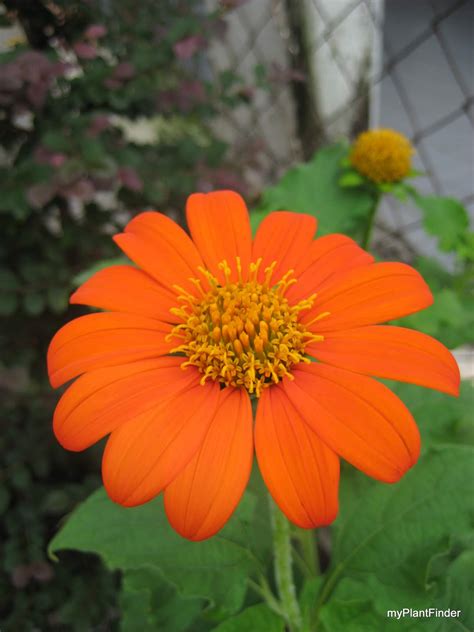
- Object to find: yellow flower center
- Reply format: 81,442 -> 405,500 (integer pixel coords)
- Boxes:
350,128 -> 413,183
168,258 -> 322,397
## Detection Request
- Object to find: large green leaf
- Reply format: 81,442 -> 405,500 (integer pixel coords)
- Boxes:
320,446 -> 474,631
333,447 -> 474,575
252,144 -> 375,239
319,571 -> 469,631
320,532 -> 473,631
49,489 -> 263,615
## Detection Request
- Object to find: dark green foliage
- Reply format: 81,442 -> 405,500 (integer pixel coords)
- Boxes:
0,394 -> 119,631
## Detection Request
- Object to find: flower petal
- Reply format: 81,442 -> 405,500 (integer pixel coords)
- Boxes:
70,265 -> 178,322
255,386 -> 339,528
300,262 -> 433,331
307,326 -> 460,396
164,387 -> 253,541
252,211 -> 317,284
53,358 -> 199,451
283,363 -> 420,483
102,380 -> 220,507
113,211 -> 205,293
47,312 -> 173,387
186,191 -> 252,283
288,234 -> 374,302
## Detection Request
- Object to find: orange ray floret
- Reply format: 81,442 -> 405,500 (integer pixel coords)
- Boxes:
48,190 -> 460,540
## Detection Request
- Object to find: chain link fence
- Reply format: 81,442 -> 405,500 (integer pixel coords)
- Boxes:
207,0 -> 473,260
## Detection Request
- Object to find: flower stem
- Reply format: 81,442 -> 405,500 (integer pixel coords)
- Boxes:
297,527 -> 319,577
361,191 -> 382,250
269,497 -> 302,632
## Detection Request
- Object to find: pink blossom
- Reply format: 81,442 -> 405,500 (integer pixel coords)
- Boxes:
73,42 -> 98,60
173,35 -> 206,60
113,62 -> 135,81
35,146 -> 67,168
104,77 -> 121,90
84,24 -> 107,39
87,115 -> 110,137
61,178 -> 95,201
118,167 -> 143,192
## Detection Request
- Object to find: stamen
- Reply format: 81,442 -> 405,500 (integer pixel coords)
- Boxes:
168,257 -> 323,396
305,311 -> 331,327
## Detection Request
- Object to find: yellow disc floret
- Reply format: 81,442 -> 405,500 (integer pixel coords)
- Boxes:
168,258 -> 322,397
349,128 -> 414,183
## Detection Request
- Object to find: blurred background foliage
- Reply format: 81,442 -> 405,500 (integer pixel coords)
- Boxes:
0,0 -> 473,631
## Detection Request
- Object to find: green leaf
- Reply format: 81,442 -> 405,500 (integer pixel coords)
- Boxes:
319,574 -> 468,631
457,231 -> 474,262
333,447 -> 474,574
426,531 -> 474,626
320,446 -> 474,631
120,567 -> 203,632
254,144 -> 375,239
49,488 -> 261,615
338,171 -> 366,188
321,533 -> 474,630
414,196 -> 469,253
212,604 -> 285,632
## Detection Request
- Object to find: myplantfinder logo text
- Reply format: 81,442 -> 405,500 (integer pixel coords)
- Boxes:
387,608 -> 461,620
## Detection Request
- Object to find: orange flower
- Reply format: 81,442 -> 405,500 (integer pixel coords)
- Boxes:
48,191 -> 460,540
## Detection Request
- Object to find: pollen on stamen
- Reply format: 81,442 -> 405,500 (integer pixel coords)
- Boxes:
168,258 -> 325,397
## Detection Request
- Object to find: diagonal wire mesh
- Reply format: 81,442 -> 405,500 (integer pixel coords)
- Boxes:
207,0 -> 473,259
